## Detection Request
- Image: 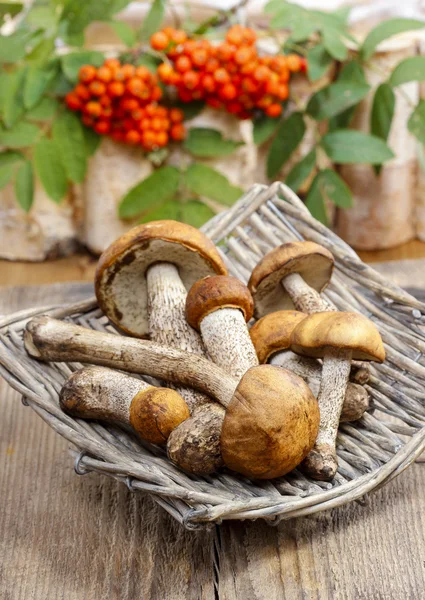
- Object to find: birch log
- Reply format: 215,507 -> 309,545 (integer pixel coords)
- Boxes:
336,36 -> 419,250
0,178 -> 77,261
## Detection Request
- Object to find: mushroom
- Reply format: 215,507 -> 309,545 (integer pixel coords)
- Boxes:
166,276 -> 259,474
248,241 -> 336,317
95,220 -> 227,414
290,312 -> 385,481
249,310 -> 370,422
60,366 -> 189,445
25,316 -> 320,479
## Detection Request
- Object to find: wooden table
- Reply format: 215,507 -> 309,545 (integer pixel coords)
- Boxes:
1,253 -> 425,599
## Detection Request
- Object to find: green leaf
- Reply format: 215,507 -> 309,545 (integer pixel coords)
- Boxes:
266,112 -> 306,179
0,30 -> 31,63
135,53 -> 162,73
24,64 -> 57,109
371,83 -> 395,143
139,199 -> 182,223
15,160 -> 34,212
0,121 -> 40,148
52,111 -> 87,183
253,115 -> 281,145
34,138 -> 67,203
139,0 -> 166,40
338,60 -> 367,84
307,81 -> 370,120
0,166 -> 12,189
108,20 -> 136,46
26,37 -> 56,64
389,57 -> 425,87
321,129 -> 394,164
174,100 -> 204,121
362,18 -> 425,61
26,96 -> 59,121
305,172 -> 328,225
315,168 -> 352,209
119,166 -> 180,219
60,0 -> 132,43
82,126 -> 101,156
26,5 -> 58,31
0,2 -> 23,20
306,44 -> 333,82
322,27 -> 348,61
61,51 -> 104,83
184,163 -> 243,206
0,149 -> 24,168
408,100 -> 425,145
3,68 -> 26,127
181,200 -> 215,228
184,128 -> 243,157
285,149 -> 316,192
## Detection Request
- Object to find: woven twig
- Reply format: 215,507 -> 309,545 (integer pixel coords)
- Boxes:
1,182 -> 425,529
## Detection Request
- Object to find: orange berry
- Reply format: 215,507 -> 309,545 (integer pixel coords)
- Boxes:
216,43 -> 235,62
266,103 -> 282,118
182,39 -> 197,55
270,56 -> 287,72
162,27 -> 175,37
240,60 -> 257,75
234,46 -> 254,65
205,58 -> 219,73
287,54 -> 302,72
169,108 -> 184,123
85,101 -> 102,117
151,117 -> 162,131
157,62 -> 174,82
127,77 -> 146,96
135,66 -> 151,81
182,70 -> 200,90
126,129 -> 141,144
145,104 -> 156,117
227,101 -> 243,114
219,83 -> 237,101
170,29 -> 187,44
214,68 -> 230,85
256,95 -> 273,109
155,131 -> 169,147
241,77 -> 258,94
192,48 -> 208,67
89,80 -> 106,96
277,83 -> 289,100
82,114 -> 94,127
170,123 -> 186,141
104,58 -> 121,70
122,118 -> 134,132
121,97 -> 140,111
102,106 -> 113,118
156,106 -> 168,117
151,86 -> 163,101
108,81 -> 125,97
75,84 -> 91,101
111,130 -> 124,142
65,93 -> 82,111
150,31 -> 170,51
131,109 -> 144,121
175,55 -> 192,73
206,97 -> 223,109
140,118 -> 151,131
253,65 -> 270,82
178,89 -> 193,103
201,74 -> 215,93
300,57 -> 308,73
226,25 -> 244,46
78,65 -> 96,84
122,64 -> 136,79
100,94 -> 112,107
97,66 -> 113,83
265,79 -> 280,96
242,28 -> 256,45
142,130 -> 156,149
94,119 -> 111,134
160,117 -> 171,130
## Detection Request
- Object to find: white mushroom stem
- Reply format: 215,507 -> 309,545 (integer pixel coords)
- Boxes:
270,351 -> 368,422
25,316 -> 238,407
302,347 -> 352,481
59,366 -> 148,424
146,262 -> 212,412
281,272 -> 336,313
200,308 -> 259,379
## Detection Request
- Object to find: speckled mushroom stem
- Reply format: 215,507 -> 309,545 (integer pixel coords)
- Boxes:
301,347 -> 352,481
281,273 -> 336,313
146,262 -> 213,412
270,351 -> 369,422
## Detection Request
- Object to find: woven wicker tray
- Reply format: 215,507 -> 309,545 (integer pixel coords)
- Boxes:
1,182 -> 425,529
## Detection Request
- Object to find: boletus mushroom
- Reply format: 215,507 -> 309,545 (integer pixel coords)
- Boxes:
248,241 -> 336,317
60,366 -> 189,445
166,276 -> 259,474
290,311 -> 385,481
249,310 -> 370,422
95,220 -> 227,414
25,316 -> 320,479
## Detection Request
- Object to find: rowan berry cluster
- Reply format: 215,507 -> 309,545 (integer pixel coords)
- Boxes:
65,58 -> 186,151
151,25 -> 306,119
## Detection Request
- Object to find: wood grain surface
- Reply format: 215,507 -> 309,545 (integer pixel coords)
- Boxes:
1,265 -> 425,600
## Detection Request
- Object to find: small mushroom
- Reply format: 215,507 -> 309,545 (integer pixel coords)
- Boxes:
290,312 -> 385,481
25,316 -> 320,480
60,366 -> 190,445
167,276 -> 259,474
249,310 -> 370,422
95,220 -> 227,413
248,241 -> 336,317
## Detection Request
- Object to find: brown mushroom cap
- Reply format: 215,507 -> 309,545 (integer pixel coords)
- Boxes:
186,275 -> 254,331
220,365 -> 320,479
291,312 -> 386,362
248,241 -> 334,318
129,387 -> 190,445
249,310 -> 307,364
95,220 -> 227,337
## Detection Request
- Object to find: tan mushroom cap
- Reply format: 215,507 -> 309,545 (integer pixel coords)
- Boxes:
248,241 -> 334,318
186,275 -> 254,331
291,312 -> 386,362
221,365 -> 320,479
250,310 -> 308,363
95,220 -> 227,337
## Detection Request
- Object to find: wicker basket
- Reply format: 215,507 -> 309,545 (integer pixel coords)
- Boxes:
1,182 -> 425,529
